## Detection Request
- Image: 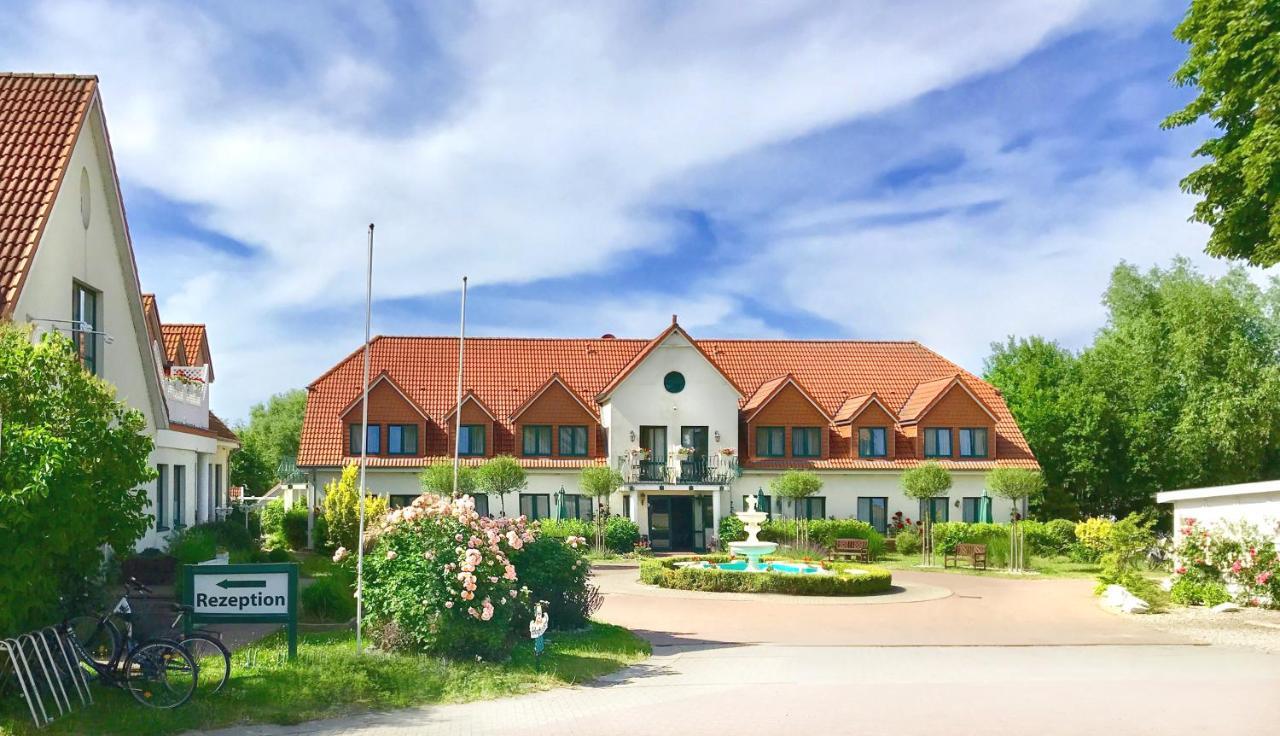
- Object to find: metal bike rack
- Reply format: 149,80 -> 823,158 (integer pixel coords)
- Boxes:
0,626 -> 93,727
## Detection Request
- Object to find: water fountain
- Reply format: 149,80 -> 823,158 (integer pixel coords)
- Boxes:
727,495 -> 778,571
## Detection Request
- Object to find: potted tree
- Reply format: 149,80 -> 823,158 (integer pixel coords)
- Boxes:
901,461 -> 952,567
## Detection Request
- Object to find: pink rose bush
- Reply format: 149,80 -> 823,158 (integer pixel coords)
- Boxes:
1172,517 -> 1280,608
360,493 -> 538,659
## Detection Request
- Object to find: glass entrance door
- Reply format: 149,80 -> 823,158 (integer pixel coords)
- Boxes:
648,496 -> 695,551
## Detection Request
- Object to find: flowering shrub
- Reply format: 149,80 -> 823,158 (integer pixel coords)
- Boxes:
1172,517 -> 1280,607
360,494 -> 535,660
1073,517 -> 1115,561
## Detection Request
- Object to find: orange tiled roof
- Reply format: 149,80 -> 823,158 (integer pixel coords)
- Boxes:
741,373 -> 830,421
161,323 -> 213,379
833,392 -> 896,424
207,412 -> 240,444
898,373 -> 995,424
0,74 -> 98,318
299,332 -> 1037,470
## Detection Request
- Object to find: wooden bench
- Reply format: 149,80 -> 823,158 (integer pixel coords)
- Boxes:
832,538 -> 869,562
945,543 -> 987,570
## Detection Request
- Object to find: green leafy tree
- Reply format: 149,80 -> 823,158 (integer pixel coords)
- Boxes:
986,468 -> 1045,572
321,464 -> 388,551
986,260 -> 1280,518
1163,0 -> 1280,265
901,462 -> 952,566
229,389 -> 306,493
0,326 -> 154,635
420,460 -> 477,496
579,466 -> 623,552
769,470 -> 823,548
475,455 -> 526,515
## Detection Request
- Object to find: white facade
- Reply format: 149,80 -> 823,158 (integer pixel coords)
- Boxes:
1157,481 -> 1280,546
309,329 -> 1019,550
10,95 -> 235,551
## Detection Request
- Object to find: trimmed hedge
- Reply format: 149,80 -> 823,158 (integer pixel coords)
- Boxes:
640,555 -> 893,596
717,517 -> 886,559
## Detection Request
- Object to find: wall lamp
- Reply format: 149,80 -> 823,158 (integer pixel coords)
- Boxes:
714,430 -> 721,443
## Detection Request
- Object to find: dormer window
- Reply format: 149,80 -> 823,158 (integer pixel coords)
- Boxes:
958,428 -> 988,458
458,424 -> 486,456
924,427 -> 951,458
350,423 -> 380,455
792,427 -> 821,458
387,424 -> 419,455
559,426 -> 588,457
858,427 -> 888,457
522,425 -> 552,456
756,427 -> 785,458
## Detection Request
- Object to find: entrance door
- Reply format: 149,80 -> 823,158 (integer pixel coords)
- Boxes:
648,496 -> 695,551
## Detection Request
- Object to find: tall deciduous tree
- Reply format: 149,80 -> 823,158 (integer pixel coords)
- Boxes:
1163,0 -> 1280,265
229,388 -> 306,493
986,260 -> 1280,519
0,326 -> 154,635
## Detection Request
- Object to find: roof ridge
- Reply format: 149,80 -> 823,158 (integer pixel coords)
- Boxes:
0,72 -> 99,80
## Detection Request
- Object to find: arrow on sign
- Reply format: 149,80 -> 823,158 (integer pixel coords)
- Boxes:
216,579 -> 267,590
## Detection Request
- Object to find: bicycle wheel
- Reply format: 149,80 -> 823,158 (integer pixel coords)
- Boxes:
123,640 -> 197,709
66,616 -> 121,679
181,632 -> 230,695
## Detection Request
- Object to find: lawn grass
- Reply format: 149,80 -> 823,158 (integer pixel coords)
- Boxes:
0,623 -> 649,736
876,552 -> 1102,578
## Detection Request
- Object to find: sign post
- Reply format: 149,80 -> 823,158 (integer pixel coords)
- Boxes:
183,563 -> 299,659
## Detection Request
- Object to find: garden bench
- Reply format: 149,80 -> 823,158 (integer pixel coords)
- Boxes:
832,538 -> 869,562
945,543 -> 987,570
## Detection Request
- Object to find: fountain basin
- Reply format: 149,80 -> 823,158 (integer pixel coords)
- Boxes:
727,540 -> 778,571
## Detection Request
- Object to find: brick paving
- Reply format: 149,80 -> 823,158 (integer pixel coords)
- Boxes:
200,567 -> 1280,736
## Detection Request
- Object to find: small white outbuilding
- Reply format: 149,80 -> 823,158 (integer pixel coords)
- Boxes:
1156,480 -> 1280,544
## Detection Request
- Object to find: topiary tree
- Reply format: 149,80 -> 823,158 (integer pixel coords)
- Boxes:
578,466 -> 623,552
901,462 -> 952,566
0,326 -> 154,635
770,470 -> 823,549
322,463 -> 389,552
420,460 -> 477,496
475,455 -> 526,516
986,467 -> 1045,573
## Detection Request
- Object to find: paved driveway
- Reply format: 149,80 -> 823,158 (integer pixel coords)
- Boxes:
205,565 -> 1280,736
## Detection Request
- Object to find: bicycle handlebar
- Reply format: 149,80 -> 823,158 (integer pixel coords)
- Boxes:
126,577 -> 154,595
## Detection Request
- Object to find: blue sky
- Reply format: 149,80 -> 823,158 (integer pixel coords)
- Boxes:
0,0 -> 1262,421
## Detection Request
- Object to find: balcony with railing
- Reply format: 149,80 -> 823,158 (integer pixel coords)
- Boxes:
163,364 -> 210,429
620,452 -> 738,486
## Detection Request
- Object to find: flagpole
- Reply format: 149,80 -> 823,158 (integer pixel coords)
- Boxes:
355,223 -> 374,654
452,276 -> 468,495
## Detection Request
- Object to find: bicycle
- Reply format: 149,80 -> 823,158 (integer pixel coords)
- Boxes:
61,581 -> 198,709
163,600 -> 231,695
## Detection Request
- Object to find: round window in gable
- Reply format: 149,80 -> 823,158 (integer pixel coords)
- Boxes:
79,167 -> 91,229
663,371 -> 685,394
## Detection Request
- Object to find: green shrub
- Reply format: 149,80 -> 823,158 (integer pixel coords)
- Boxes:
190,519 -> 257,553
604,516 -> 641,553
260,499 -> 286,542
322,464 -> 389,551
1094,513 -> 1167,610
266,547 -> 292,563
930,522 -> 1021,566
312,514 -> 331,553
229,548 -> 270,564
640,555 -> 892,596
894,525 -> 922,554
167,527 -> 218,566
762,519 -> 886,559
1170,575 -> 1231,607
538,518 -> 593,540
1023,518 -> 1077,556
301,569 -> 356,622
1075,517 -> 1114,556
511,537 -> 594,629
718,516 -> 746,548
362,495 -> 531,660
283,508 -> 309,550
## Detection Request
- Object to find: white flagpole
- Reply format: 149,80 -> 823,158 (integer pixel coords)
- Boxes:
355,223 -> 375,654
452,276 -> 468,496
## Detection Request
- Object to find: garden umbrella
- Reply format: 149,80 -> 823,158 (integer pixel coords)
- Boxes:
557,485 -> 567,520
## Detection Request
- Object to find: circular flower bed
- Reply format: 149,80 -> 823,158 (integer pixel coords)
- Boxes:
639,555 -> 893,596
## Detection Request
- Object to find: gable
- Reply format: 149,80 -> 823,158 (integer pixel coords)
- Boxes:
749,382 -> 829,426
10,93 -> 168,430
852,400 -> 895,427
597,322 -> 743,401
512,377 -> 597,425
341,374 -> 429,423
916,381 -> 997,426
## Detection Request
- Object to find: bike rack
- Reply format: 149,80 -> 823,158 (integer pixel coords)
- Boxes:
0,626 -> 93,728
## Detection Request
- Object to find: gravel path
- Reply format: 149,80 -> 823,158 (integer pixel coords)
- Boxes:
1127,605 -> 1280,654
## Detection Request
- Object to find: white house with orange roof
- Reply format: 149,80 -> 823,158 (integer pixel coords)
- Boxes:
299,318 -> 1038,552
0,73 -> 237,550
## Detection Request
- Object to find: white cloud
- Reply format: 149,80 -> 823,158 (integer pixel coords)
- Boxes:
0,0 -> 1179,418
